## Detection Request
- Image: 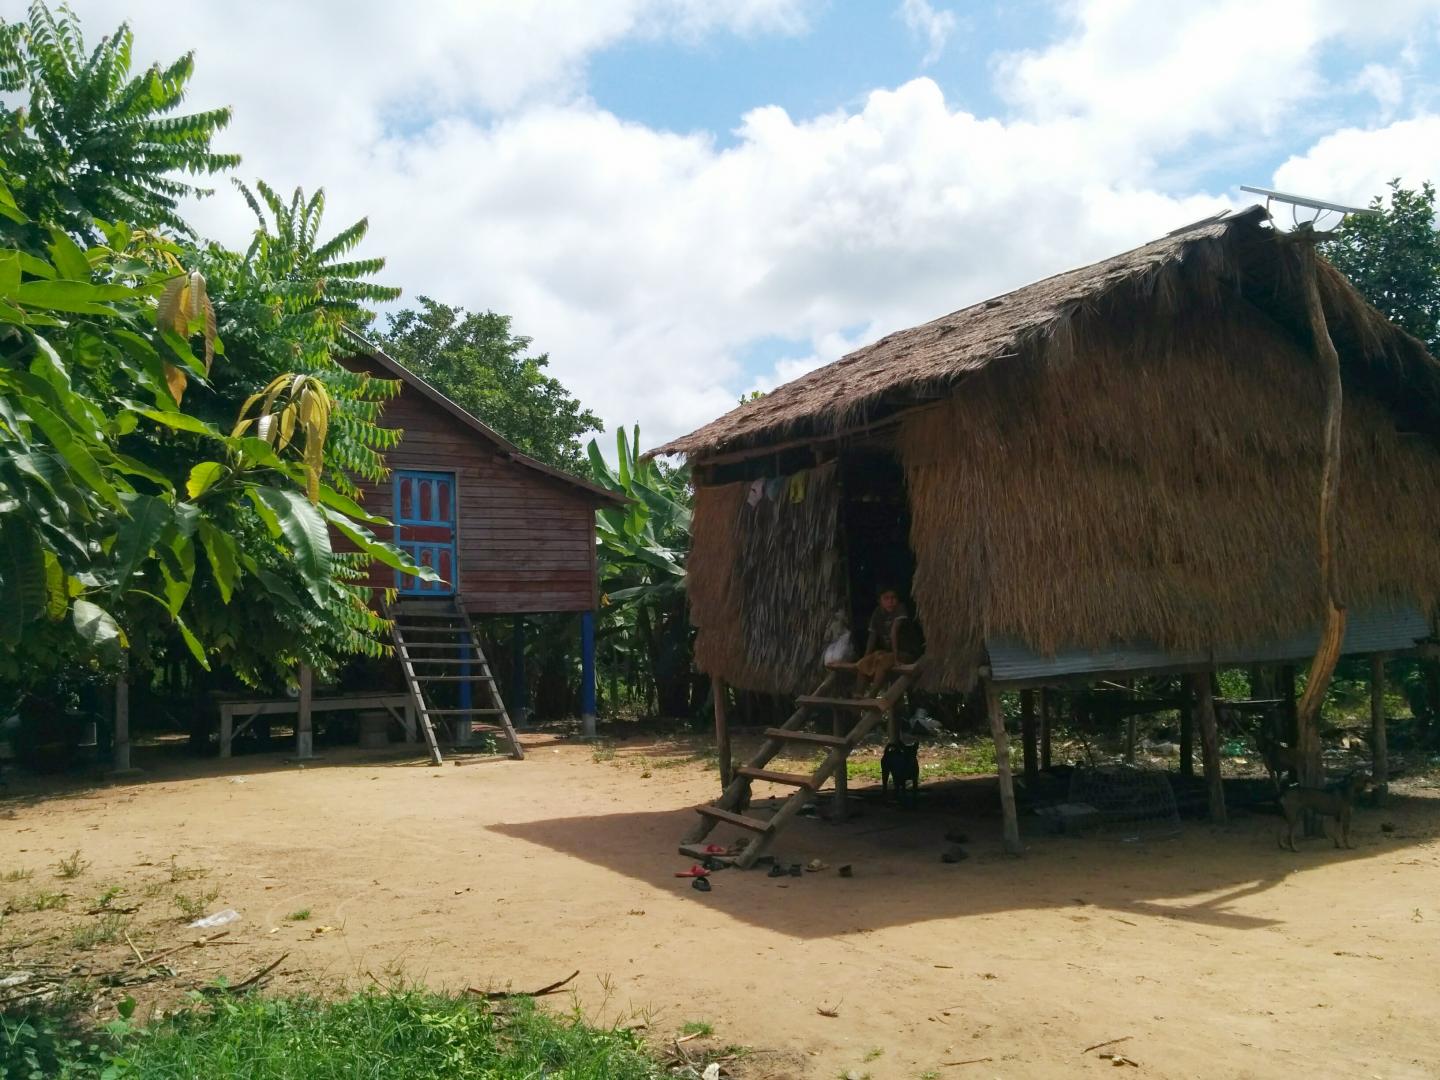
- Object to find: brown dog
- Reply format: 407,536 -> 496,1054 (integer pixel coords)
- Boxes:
1262,741 -> 1305,791
1278,771 -> 1370,852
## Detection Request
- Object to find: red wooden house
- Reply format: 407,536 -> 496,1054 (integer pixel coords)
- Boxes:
334,334 -> 622,762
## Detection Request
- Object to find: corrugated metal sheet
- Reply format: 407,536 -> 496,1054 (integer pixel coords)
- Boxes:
987,606 -> 1433,684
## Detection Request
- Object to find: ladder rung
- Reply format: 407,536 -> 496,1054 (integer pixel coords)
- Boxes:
401,659 -> 489,666
736,766 -> 819,791
763,728 -> 848,747
695,805 -> 774,833
796,695 -> 884,709
424,708 -> 503,716
415,675 -> 497,682
396,642 -> 475,649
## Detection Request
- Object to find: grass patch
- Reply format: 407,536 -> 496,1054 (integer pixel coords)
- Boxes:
167,856 -> 208,883
679,1019 -> 714,1037
3,890 -> 67,914
54,851 -> 89,880
0,868 -> 33,883
2,989 -> 666,1078
171,886 -> 221,922
91,886 -> 123,911
69,914 -> 129,950
846,740 -> 998,782
590,742 -> 617,763
286,909 -> 311,922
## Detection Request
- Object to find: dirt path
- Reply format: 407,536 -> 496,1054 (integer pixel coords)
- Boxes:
3,734 -> 1439,1078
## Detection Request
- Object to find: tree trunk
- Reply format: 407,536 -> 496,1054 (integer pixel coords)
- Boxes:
983,681 -> 1023,855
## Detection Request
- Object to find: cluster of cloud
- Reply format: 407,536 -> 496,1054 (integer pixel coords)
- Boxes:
63,0 -> 1440,448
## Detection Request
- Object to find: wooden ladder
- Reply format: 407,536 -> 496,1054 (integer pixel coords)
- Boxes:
388,599 -> 524,766
681,664 -> 920,868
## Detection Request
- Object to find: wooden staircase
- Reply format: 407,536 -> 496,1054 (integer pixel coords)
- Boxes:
681,663 -> 920,868
388,599 -> 524,766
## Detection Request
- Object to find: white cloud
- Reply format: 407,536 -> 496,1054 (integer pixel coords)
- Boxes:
50,0 -> 1440,449
898,0 -> 958,66
1273,115 -> 1440,207
1354,62 -> 1406,115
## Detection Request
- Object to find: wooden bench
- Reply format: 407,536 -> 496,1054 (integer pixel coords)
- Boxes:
218,693 -> 415,759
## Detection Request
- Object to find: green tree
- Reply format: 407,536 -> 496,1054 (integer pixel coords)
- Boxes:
0,4 -> 429,692
377,298 -> 600,470
0,5 -> 238,239
1322,179 -> 1440,352
586,426 -> 696,717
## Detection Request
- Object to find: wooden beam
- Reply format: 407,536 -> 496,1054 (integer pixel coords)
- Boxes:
830,705 -> 848,822
1370,653 -> 1388,801
983,680 -> 1023,855
295,665 -> 314,760
112,672 -> 131,773
1178,678 -> 1194,780
1189,673 -> 1226,824
1020,688 -> 1038,782
1038,688 -> 1052,771
712,675 -> 733,790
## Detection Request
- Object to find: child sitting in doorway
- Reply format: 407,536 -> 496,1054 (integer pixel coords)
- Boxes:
855,586 -> 920,694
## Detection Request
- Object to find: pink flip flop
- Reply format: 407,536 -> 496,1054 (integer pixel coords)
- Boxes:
674,865 -> 710,878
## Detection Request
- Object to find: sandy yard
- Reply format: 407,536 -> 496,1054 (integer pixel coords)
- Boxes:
2,732 -> 1439,1080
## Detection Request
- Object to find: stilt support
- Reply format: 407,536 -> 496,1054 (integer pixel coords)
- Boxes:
1370,653 -> 1388,801
580,610 -> 596,738
1189,673 -> 1226,824
983,679 -> 1023,855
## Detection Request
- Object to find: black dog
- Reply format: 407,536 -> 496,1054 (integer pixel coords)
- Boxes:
880,740 -> 920,807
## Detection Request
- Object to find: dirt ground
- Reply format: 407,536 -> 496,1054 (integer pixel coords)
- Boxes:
3,732 -> 1440,1080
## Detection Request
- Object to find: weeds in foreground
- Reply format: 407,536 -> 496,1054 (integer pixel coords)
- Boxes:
591,742 -> 616,763
1,867 -> 34,883
54,851 -> 90,880
3,890 -> 67,914
1,989 -> 666,1078
171,887 -> 221,922
679,1019 -> 714,1037
69,914 -> 129,950
91,886 -> 124,911
286,909 -> 311,922
167,856 -> 209,883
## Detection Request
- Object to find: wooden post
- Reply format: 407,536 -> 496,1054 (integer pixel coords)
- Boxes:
830,705 -> 849,821
1294,240 -> 1347,793
511,614 -> 528,729
1124,715 -> 1137,765
295,665 -> 314,760
1039,688 -> 1052,771
1370,653 -> 1388,801
1020,689 -> 1038,782
983,680 -> 1023,855
455,626 -> 473,747
1178,678 -> 1194,780
112,672 -> 132,773
1280,665 -> 1298,747
712,675 -> 733,790
580,611 -> 596,738
1189,673 -> 1226,824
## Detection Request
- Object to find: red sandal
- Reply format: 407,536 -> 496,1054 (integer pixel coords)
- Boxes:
674,865 -> 710,878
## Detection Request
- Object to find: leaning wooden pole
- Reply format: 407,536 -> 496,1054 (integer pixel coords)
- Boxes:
711,675 -> 733,789
1293,240 -> 1348,794
983,679 -> 1023,855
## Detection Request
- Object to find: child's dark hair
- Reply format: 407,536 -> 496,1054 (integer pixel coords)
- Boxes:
876,584 -> 899,597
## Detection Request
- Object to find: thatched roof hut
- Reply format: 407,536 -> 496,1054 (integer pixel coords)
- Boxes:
656,206 -> 1440,697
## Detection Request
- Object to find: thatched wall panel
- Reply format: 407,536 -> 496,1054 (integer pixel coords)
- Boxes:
900,299 -> 1440,690
687,464 -> 846,694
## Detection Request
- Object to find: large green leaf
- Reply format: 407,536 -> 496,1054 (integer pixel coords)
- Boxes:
186,461 -> 225,499
0,251 -> 19,299
136,408 -> 219,437
72,598 -> 126,663
322,506 -> 435,579
112,493 -> 173,594
0,518 -> 47,644
15,279 -> 133,314
23,399 -> 124,509
253,486 -> 331,601
47,228 -> 93,281
174,613 -> 209,670
197,519 -> 238,603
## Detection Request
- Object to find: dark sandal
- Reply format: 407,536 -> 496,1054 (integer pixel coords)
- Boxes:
788,863 -> 802,877
768,864 -> 787,878
692,876 -> 712,892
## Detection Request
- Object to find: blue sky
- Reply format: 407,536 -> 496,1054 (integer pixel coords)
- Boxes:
65,0 -> 1440,444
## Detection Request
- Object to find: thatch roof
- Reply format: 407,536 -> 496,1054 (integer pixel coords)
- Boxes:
654,206 -> 1440,462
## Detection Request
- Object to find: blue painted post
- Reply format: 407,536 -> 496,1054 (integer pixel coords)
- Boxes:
580,610 -> 596,738
511,614 -> 528,729
456,624 -> 472,745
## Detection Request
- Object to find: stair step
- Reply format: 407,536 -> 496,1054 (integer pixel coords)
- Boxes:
763,728 -> 849,747
695,805 -> 775,833
400,659 -> 490,666
415,675 -> 497,682
796,695 -> 885,710
423,708 -> 503,716
397,642 -> 478,650
736,766 -> 819,791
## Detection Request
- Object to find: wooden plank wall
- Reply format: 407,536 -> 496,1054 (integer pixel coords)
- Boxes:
338,356 -> 600,614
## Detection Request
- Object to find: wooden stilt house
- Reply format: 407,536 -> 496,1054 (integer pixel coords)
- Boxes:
335,333 -> 622,764
652,206 -> 1440,865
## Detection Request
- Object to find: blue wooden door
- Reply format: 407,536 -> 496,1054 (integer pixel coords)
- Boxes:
394,470 -> 456,595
